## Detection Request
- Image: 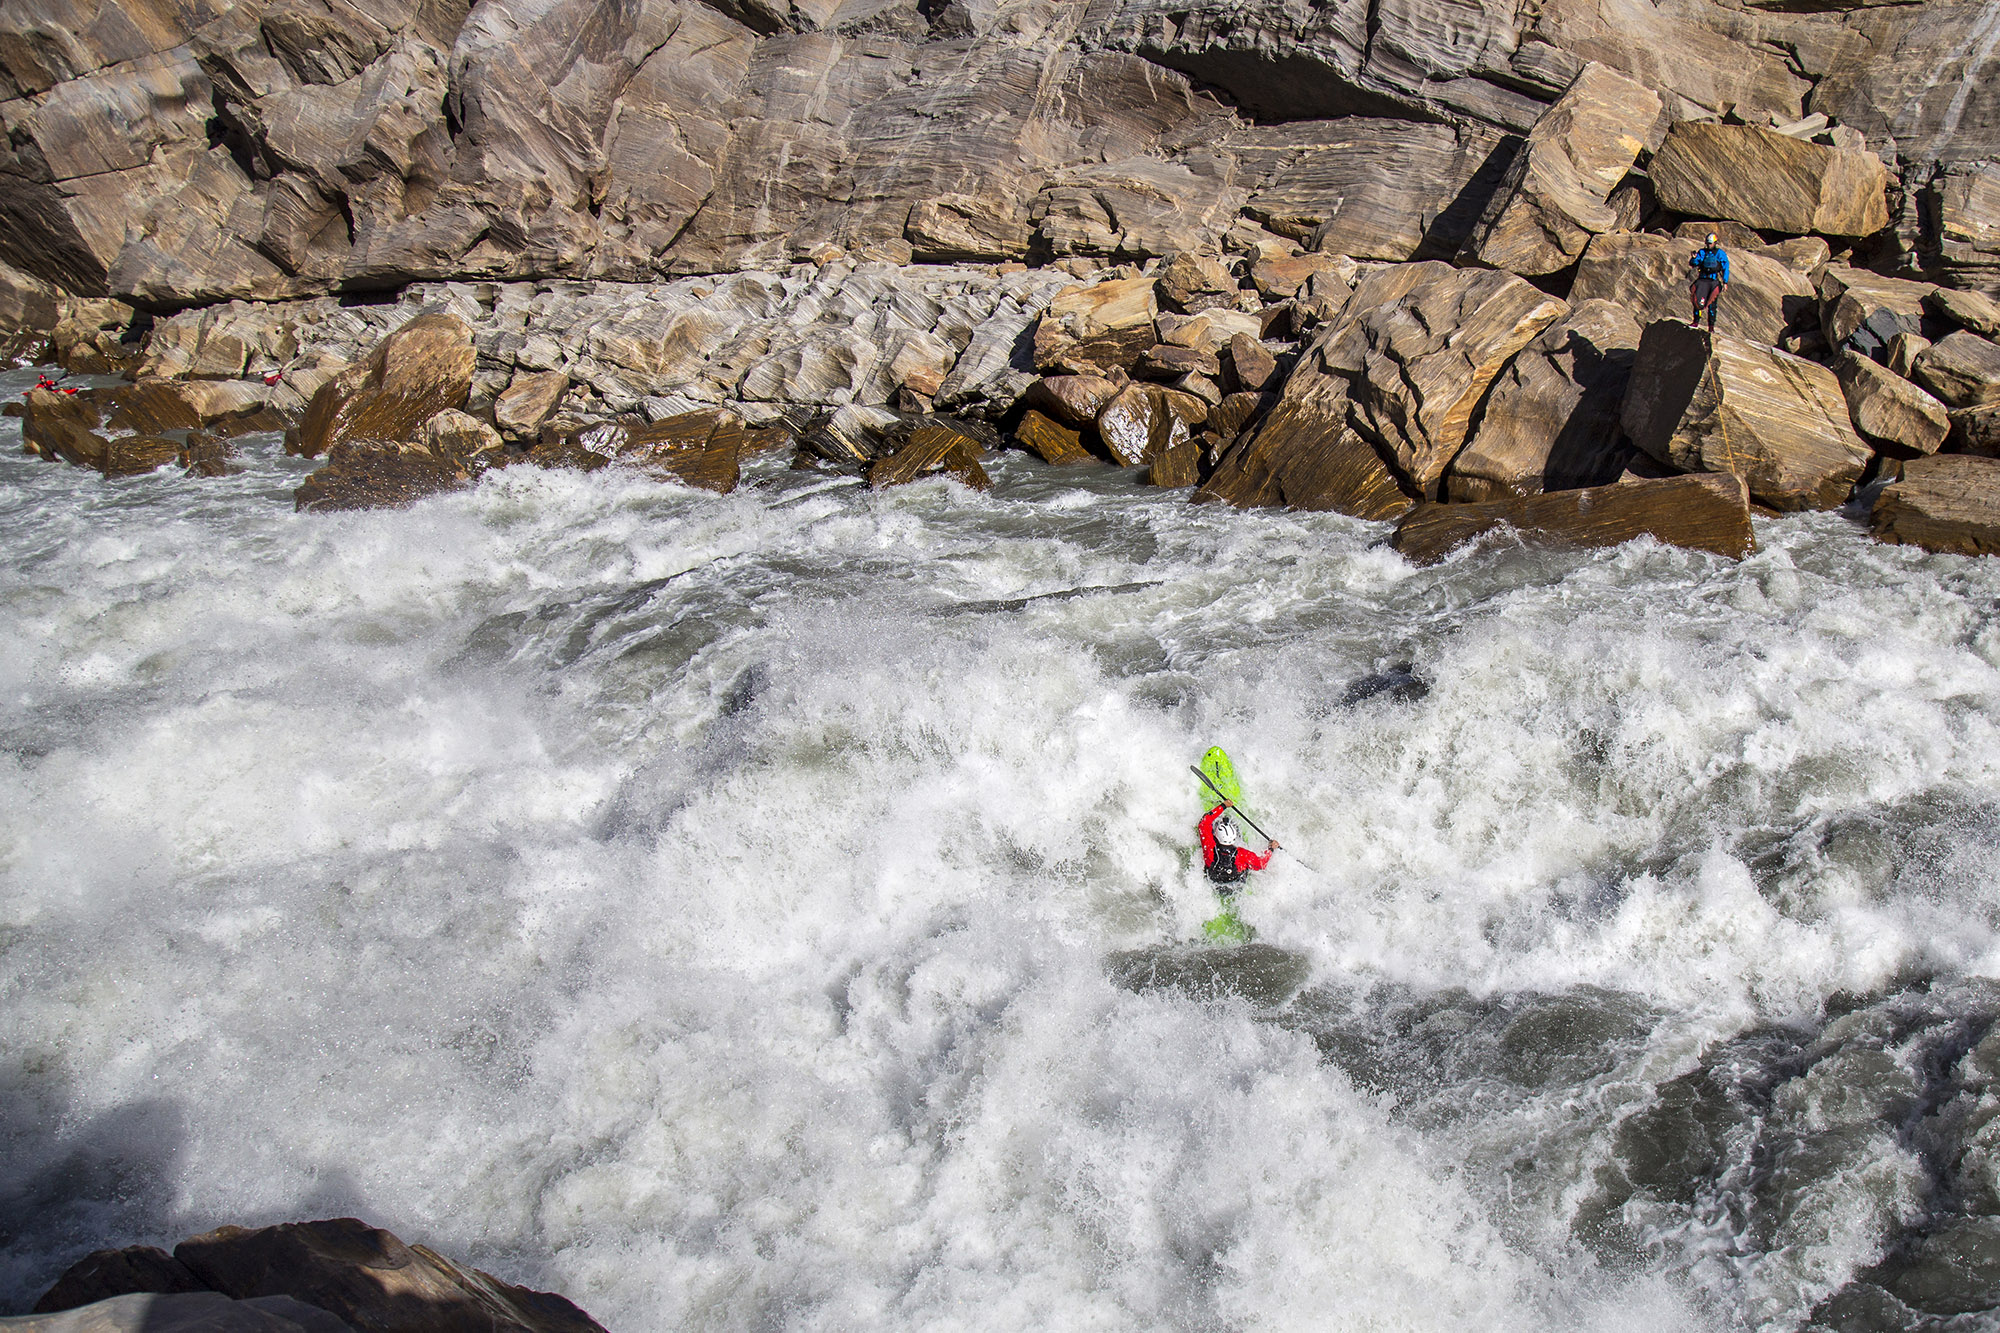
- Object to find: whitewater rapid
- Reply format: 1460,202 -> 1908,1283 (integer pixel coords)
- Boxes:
6,362 -> 2000,1330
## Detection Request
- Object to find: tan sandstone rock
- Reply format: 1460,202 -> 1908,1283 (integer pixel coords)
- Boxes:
1445,299 -> 1643,502
1912,331 -> 2000,410
1033,278 -> 1160,376
1834,351 -> 1949,456
1817,264 -> 1936,360
1460,63 -> 1663,276
1319,262 -> 1568,494
1096,384 -> 1206,467
1392,473 -> 1755,565
290,312 -> 475,458
1571,231 -> 1813,347
1871,455 -> 2000,557
1194,354 -> 1415,520
1649,122 -> 1892,237
1621,321 -> 1871,510
1015,410 -> 1098,465
493,372 -> 570,441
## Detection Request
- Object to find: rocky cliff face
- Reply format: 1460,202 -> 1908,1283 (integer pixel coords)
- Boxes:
4,0 -> 1995,309
7,0 -> 2000,558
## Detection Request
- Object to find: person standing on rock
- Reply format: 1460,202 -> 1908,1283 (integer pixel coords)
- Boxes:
1688,232 -> 1730,333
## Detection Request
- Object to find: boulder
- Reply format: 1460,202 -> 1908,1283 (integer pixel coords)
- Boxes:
1157,309 -> 1263,354
1834,351 -> 1949,456
1648,122 -> 1891,237
414,410 -> 507,468
290,313 -> 476,458
179,432 -> 236,477
21,389 -> 105,463
1021,375 -> 1122,428
0,256 -> 59,361
1032,278 -> 1159,376
1146,438 -> 1203,487
493,372 -> 570,441
1445,299 -> 1643,502
100,382 -> 201,435
98,435 -> 184,477
1153,252 -> 1240,315
1621,321 -> 1872,510
1951,404 -> 2000,457
1570,232 -> 1814,347
8,1291 -> 355,1332
1135,344 -> 1221,380
1925,162 -> 2000,296
1391,473 -> 1756,564
294,442 -> 471,512
1871,455 -> 2000,557
1096,384 -> 1206,467
1319,262 -> 1568,494
1459,63 -> 1663,276
560,410 -> 752,493
1925,288 -> 2000,339
1817,264 -> 1936,359
1195,367 -> 1415,521
1014,410 -> 1097,465
33,1246 -> 206,1313
1888,332 -> 1931,379
905,196 -> 1032,263
1224,334 -> 1278,393
171,1218 -> 604,1333
1913,331 -> 2000,409
1247,253 -> 1354,300
868,421 -> 991,490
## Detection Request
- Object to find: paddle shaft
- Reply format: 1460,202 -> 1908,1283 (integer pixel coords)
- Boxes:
1190,765 -> 1275,843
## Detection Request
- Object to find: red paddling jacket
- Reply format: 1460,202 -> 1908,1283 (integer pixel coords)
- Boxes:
1199,804 -> 1273,885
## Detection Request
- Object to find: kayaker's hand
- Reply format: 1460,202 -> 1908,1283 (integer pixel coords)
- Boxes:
1268,840 -> 1281,852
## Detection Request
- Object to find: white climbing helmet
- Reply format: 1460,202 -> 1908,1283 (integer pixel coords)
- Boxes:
1214,817 -> 1241,847
1706,232 -> 1718,245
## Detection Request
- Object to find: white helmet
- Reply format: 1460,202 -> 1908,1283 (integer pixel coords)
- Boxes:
1214,817 -> 1241,847
1706,232 -> 1718,245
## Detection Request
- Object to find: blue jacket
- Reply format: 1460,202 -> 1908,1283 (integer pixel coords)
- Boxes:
1690,246 -> 1730,282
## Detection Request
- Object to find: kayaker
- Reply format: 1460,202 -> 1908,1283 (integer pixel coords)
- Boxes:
1199,801 -> 1278,899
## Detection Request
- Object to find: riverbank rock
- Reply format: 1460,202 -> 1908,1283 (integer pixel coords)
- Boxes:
1392,472 -> 1755,564
1570,232 -> 1813,347
1096,384 -> 1206,468
1445,299 -> 1642,502
1022,375 -> 1122,428
1817,265 -> 1936,360
1033,278 -> 1159,376
1912,331 -> 2000,410
1194,364 -> 1415,520
1835,351 -> 1949,456
1458,64 -> 1662,276
1924,288 -> 2000,340
493,373 -> 570,442
294,443 -> 472,512
1871,455 -> 2000,556
1319,263 -> 1568,494
1648,122 -> 1891,237
289,313 -> 475,459
868,421 -> 991,490
1621,321 -> 1870,510
32,1219 -> 602,1333
1015,410 -> 1097,465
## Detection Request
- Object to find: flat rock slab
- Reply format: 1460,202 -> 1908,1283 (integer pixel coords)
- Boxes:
1446,298 -> 1641,502
1621,321 -> 1871,511
1460,62 -> 1662,276
868,422 -> 991,490
1872,455 -> 2000,556
1014,410 -> 1097,465
1650,122 -> 1891,237
1392,472 -> 1755,565
1927,287 -> 2000,339
1319,261 -> 1567,494
1571,231 -> 1813,347
1033,277 -> 1160,376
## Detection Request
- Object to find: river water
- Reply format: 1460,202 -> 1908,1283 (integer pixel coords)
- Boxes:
5,362 -> 2000,1330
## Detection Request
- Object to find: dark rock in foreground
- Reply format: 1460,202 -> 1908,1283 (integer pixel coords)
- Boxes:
33,1218 -> 603,1333
1390,473 -> 1755,565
